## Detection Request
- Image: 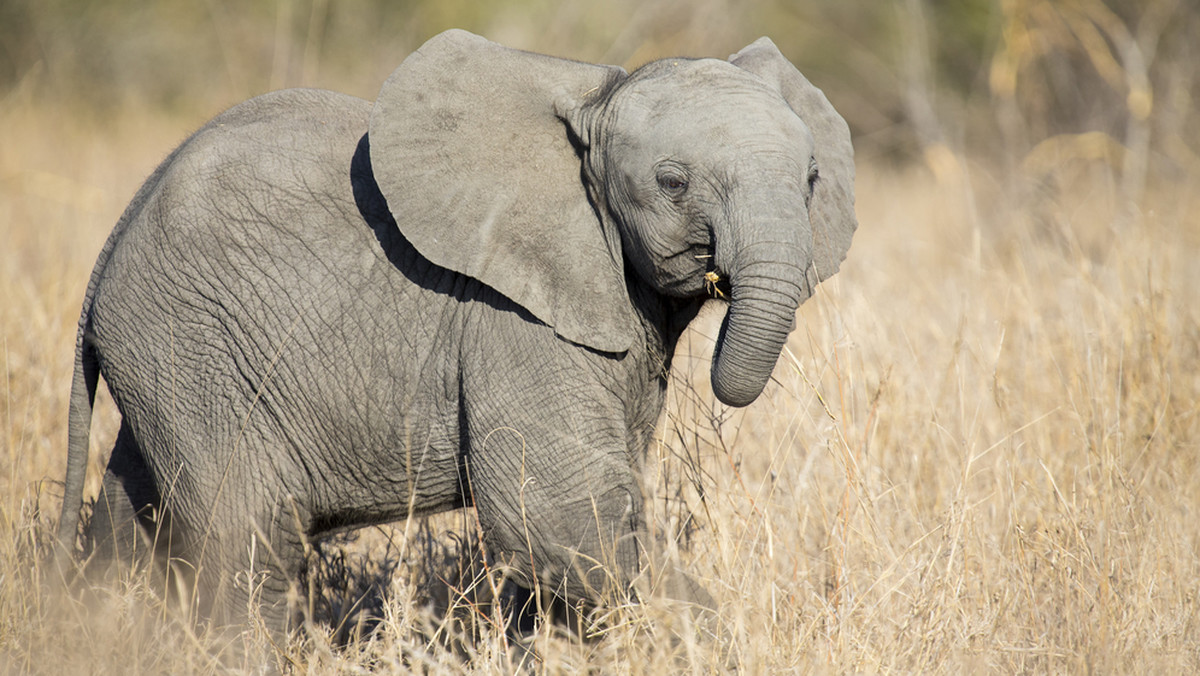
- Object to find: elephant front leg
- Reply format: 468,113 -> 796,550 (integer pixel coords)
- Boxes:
463,423 -> 645,614
185,495 -> 311,657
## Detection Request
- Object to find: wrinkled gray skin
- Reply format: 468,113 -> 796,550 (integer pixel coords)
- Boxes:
57,30 -> 856,640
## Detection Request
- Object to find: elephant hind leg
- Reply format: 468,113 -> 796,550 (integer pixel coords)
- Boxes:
84,421 -> 201,614
86,421 -> 168,575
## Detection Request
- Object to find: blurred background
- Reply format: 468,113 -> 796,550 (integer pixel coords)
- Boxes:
3,2 -> 1199,671
3,0 -> 1197,185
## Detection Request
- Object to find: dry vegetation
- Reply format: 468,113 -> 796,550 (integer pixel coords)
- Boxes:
3,0 -> 1199,673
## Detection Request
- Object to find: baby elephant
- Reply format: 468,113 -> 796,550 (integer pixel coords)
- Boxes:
57,29 -> 856,643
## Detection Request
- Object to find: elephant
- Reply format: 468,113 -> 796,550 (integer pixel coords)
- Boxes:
56,29 -> 857,644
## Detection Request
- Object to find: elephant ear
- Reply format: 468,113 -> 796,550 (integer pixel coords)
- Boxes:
730,37 -> 857,287
370,29 -> 636,353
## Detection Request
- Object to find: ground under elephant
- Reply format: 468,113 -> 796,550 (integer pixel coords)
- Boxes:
57,29 -> 857,644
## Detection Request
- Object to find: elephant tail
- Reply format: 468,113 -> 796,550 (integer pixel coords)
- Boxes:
56,319 -> 97,558
55,134 -> 186,561
55,206 -> 132,561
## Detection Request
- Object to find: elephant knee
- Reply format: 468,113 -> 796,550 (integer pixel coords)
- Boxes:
579,484 -> 642,578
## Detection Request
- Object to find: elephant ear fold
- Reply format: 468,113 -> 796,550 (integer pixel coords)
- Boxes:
370,30 -> 636,353
730,37 -> 857,285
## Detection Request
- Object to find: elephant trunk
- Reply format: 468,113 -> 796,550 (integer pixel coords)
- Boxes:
710,210 -> 811,408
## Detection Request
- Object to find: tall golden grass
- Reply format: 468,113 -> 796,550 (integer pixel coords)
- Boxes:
3,3 -> 1199,671
3,104 -> 1197,674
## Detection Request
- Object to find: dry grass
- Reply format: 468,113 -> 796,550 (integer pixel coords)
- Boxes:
2,91 -> 1199,673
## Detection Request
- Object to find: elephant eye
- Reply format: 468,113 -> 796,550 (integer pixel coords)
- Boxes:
657,172 -> 689,197
806,158 -> 820,197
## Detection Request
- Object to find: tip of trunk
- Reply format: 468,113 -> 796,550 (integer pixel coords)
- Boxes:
712,379 -> 764,408
709,309 -> 778,408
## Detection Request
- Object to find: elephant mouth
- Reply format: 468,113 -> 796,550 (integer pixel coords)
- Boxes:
655,242 -> 723,297
662,241 -> 710,265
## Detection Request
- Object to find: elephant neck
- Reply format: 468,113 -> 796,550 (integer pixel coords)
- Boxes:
624,268 -> 704,379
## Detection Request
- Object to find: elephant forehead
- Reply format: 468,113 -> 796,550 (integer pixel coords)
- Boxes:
612,63 -> 813,153
610,98 -> 814,167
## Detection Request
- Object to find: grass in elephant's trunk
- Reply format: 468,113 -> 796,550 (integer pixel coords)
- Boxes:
4,98 -> 1200,672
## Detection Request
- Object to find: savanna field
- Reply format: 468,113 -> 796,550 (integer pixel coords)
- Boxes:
2,2 -> 1199,673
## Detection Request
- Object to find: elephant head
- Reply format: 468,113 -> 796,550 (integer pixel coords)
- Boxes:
369,30 -> 856,407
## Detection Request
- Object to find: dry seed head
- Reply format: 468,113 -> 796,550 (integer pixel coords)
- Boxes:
704,270 -> 726,299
